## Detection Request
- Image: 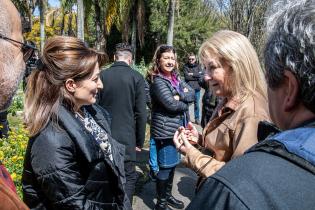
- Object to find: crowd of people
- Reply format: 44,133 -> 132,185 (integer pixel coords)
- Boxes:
1,0 -> 315,209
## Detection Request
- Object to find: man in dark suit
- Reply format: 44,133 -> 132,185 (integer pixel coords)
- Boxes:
97,43 -> 146,204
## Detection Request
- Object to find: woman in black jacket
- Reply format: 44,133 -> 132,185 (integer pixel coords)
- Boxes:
22,36 -> 131,210
147,45 -> 194,210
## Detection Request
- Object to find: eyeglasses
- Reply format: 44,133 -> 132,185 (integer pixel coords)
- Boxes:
189,58 -> 195,61
0,33 -> 37,62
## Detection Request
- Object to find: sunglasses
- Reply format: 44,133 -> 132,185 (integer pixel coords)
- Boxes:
0,33 -> 37,62
159,45 -> 176,53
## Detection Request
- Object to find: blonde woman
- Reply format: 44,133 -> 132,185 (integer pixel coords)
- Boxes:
173,30 -> 270,180
22,36 -> 131,210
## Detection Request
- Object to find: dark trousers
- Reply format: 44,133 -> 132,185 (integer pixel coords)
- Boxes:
194,89 -> 201,121
124,161 -> 137,204
157,167 -> 175,180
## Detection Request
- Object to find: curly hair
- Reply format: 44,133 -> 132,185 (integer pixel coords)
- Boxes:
264,0 -> 315,113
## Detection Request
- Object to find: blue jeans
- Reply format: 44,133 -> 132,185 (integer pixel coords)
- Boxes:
156,138 -> 180,168
194,89 -> 201,121
149,137 -> 159,173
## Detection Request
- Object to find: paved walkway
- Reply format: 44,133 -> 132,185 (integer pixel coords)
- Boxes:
133,89 -> 204,209
133,153 -> 198,210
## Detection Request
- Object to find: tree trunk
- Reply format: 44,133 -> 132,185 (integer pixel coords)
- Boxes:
131,7 -> 137,64
68,12 -> 74,36
167,0 -> 176,46
39,0 -> 46,52
60,11 -> 65,36
95,0 -> 101,50
77,0 -> 84,41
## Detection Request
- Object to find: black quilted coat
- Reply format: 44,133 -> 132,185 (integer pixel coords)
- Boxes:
150,75 -> 194,139
22,105 -> 131,210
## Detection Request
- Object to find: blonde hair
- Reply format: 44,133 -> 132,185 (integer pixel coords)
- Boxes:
199,30 -> 267,101
24,36 -> 107,136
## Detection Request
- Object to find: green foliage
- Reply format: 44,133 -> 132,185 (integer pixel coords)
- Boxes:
133,58 -> 148,76
7,95 -> 24,116
0,125 -> 29,197
24,18 -> 57,48
147,0 -> 223,65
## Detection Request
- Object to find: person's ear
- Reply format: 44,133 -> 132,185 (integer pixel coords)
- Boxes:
65,79 -> 77,93
283,70 -> 300,112
128,57 -> 133,65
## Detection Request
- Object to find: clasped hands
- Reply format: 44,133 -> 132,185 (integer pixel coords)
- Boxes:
173,122 -> 199,155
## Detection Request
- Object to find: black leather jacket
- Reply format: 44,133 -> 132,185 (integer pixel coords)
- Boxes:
150,75 -> 194,139
22,105 -> 131,210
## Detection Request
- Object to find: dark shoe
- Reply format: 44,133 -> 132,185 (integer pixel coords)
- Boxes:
167,196 -> 184,209
154,201 -> 173,210
166,170 -> 184,209
194,120 -> 200,125
155,179 -> 173,210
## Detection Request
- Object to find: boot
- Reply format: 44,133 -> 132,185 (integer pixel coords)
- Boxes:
154,179 -> 172,210
166,170 -> 184,209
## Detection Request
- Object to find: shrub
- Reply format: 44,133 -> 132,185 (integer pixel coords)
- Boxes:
0,125 -> 29,197
7,95 -> 24,116
133,58 -> 149,77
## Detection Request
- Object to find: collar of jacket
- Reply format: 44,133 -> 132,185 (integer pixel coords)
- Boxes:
248,119 -> 315,173
57,105 -> 107,163
155,72 -> 180,81
111,61 -> 130,68
186,63 -> 198,68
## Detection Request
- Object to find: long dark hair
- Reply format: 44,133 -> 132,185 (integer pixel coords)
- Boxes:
24,36 -> 107,136
146,45 -> 178,82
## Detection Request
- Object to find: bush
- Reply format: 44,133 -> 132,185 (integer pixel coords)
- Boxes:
133,58 -> 149,77
0,125 -> 29,197
7,95 -> 24,116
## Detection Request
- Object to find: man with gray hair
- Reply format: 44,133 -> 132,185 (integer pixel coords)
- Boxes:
97,43 -> 146,205
0,0 -> 33,209
186,0 -> 315,209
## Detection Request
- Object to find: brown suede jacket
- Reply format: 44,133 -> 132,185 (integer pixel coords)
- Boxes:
0,163 -> 29,210
184,92 -> 270,177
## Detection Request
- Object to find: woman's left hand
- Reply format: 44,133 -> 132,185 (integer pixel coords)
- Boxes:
173,127 -> 193,155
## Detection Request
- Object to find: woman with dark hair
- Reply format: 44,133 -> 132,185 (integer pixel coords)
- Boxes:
147,45 -> 194,210
22,36 -> 131,210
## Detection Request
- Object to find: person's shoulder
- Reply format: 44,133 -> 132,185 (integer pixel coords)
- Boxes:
214,151 -> 269,179
237,92 -> 269,120
212,150 -> 292,191
31,122 -> 73,153
132,68 -> 144,78
152,75 -> 167,85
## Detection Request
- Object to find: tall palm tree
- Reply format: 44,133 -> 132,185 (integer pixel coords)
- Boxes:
59,0 -> 76,36
12,0 -> 37,31
116,0 -> 146,61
